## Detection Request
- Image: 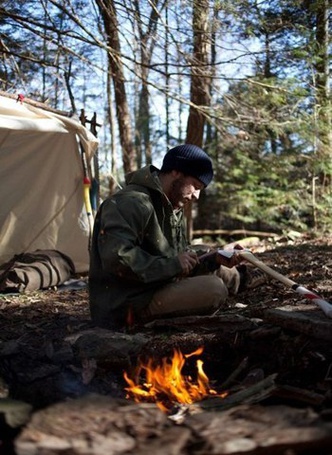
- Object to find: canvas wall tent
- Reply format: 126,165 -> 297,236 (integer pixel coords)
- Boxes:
0,93 -> 99,273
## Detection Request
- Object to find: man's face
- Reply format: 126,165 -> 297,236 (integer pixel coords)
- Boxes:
168,172 -> 204,209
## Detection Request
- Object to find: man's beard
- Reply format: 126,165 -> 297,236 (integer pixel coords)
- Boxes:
168,177 -> 186,209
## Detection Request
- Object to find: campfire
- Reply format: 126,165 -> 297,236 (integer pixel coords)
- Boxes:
124,347 -> 227,412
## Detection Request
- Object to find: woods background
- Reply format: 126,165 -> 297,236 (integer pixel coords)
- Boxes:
1,0 -> 331,236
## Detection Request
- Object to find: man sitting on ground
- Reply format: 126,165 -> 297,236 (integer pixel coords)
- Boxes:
89,144 -> 266,330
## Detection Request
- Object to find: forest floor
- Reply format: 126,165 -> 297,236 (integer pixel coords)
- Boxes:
1,233 -> 332,454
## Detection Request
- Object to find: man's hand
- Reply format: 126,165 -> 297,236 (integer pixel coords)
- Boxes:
178,251 -> 198,276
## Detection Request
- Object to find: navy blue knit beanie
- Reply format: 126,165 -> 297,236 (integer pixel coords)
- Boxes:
160,144 -> 213,187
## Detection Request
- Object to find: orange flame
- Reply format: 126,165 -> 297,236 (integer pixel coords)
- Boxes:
124,347 -> 226,411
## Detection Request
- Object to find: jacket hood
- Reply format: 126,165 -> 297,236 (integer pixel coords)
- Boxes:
125,165 -> 162,193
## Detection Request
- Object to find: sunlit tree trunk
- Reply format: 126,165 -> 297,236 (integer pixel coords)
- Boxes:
95,0 -> 136,173
106,69 -> 118,195
205,3 -> 218,147
165,3 -> 170,148
186,0 -> 210,147
185,0 -> 211,240
134,0 -> 166,166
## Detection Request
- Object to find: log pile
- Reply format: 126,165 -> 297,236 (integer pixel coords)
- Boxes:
13,394 -> 332,455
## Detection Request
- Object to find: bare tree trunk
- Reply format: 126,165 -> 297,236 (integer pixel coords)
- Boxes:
165,3 -> 170,147
185,0 -> 210,146
185,0 -> 211,240
95,0 -> 136,174
106,69 -> 118,195
135,62 -> 151,166
205,3 -> 218,146
134,0 -> 166,166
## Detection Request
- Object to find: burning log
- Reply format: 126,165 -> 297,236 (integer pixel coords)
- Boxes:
124,347 -> 227,412
123,347 -> 282,417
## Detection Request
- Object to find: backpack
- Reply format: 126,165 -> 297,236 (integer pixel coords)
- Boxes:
0,250 -> 75,293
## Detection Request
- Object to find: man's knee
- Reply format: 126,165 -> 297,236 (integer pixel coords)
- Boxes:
203,275 -> 228,309
145,275 -> 228,319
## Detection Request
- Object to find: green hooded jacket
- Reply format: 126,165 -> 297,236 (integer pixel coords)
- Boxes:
89,165 -> 189,328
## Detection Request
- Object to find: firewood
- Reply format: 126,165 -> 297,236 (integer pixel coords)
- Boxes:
273,384 -> 326,407
185,404 -> 332,454
264,305 -> 332,341
219,356 -> 249,389
198,374 -> 278,411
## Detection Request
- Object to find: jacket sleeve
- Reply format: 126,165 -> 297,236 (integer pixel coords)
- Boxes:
95,193 -> 183,284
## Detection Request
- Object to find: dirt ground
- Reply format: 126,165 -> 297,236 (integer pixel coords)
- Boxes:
1,234 -> 332,454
